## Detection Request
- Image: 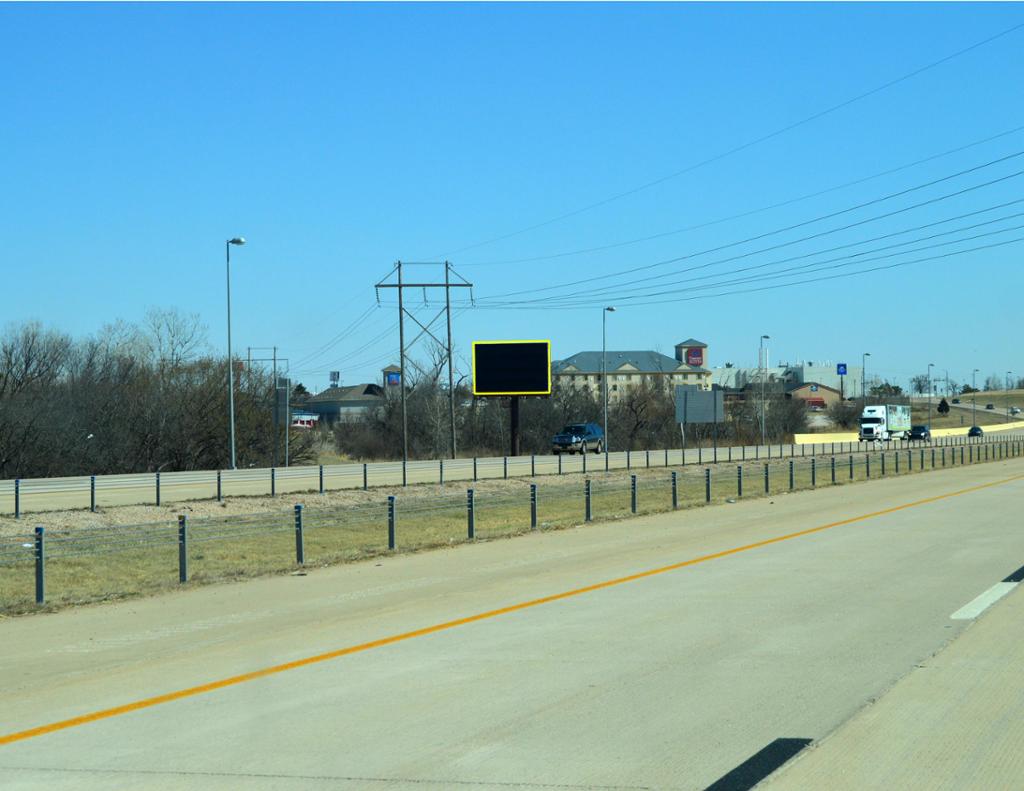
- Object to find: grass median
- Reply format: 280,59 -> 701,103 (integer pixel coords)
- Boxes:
1,438 -> 1019,616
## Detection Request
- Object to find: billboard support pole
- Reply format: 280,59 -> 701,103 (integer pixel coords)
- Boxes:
510,396 -> 520,456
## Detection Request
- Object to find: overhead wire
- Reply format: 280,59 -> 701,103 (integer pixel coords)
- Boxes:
433,21 -> 1024,258
459,123 -> 1024,267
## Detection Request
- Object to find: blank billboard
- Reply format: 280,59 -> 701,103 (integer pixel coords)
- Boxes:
472,340 -> 551,396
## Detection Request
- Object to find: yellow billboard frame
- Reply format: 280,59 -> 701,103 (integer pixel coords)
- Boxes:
471,339 -> 552,396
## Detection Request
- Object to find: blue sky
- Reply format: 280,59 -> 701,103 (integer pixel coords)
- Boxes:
3,2 -> 1022,392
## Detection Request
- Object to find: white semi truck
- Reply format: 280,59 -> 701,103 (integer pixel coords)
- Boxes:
859,404 -> 911,441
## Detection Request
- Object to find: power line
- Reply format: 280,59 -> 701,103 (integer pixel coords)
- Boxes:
500,200 -> 1024,305
466,234 -> 1024,310
478,152 -> 1024,304
434,21 -> 1024,258
459,123 -> 1024,267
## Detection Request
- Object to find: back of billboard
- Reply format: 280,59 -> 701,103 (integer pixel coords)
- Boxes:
472,340 -> 551,396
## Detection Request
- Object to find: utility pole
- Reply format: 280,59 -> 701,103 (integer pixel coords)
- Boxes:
759,335 -> 769,445
972,368 -> 979,427
445,263 -> 457,458
272,346 -> 278,467
375,262 -> 473,466
248,348 -> 289,468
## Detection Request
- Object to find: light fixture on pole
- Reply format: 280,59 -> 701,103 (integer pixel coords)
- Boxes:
226,237 -> 246,469
927,363 -> 934,430
759,335 -> 770,446
603,306 -> 616,471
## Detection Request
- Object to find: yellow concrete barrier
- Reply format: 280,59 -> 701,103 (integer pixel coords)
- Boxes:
795,421 -> 1024,444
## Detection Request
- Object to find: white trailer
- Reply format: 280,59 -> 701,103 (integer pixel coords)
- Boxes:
859,404 -> 911,441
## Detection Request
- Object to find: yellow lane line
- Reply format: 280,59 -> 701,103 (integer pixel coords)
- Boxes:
2,471 -> 1022,747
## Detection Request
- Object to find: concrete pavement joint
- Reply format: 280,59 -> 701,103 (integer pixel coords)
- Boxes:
1,471 -> 1022,749
0,764 -> 653,789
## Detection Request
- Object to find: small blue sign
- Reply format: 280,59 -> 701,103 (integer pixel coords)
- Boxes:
837,363 -> 848,376
386,372 -> 401,386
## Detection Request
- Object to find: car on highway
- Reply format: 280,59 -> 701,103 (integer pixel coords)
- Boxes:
968,426 -> 984,438
986,403 -> 995,410
952,398 -> 960,404
1010,406 -> 1021,416
908,425 -> 931,442
552,422 -> 604,455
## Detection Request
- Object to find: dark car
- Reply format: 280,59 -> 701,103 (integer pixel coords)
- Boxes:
968,426 -> 984,438
986,403 -> 995,410
552,422 -> 604,455
952,398 -> 960,404
908,425 -> 931,442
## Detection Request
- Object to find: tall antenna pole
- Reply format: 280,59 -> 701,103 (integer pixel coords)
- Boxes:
445,261 -> 456,459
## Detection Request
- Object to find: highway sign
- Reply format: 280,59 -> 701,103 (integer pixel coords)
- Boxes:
837,363 -> 847,376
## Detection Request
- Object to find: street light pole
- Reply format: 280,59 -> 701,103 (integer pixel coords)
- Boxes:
759,335 -> 769,445
603,307 -> 615,471
972,368 -> 979,427
862,352 -> 871,402
226,237 -> 246,469
927,363 -> 934,430
1007,371 -> 1013,423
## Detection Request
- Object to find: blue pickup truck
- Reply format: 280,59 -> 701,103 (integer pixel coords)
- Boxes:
552,422 -> 604,455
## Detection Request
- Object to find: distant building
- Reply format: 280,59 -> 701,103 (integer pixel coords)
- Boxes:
304,383 -> 384,424
552,338 -> 711,402
711,361 -> 864,398
785,381 -> 842,411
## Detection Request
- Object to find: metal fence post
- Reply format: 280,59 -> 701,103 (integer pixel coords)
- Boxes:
671,471 -> 678,510
960,446 -> 964,465
881,452 -> 886,476
737,465 -> 743,497
474,457 -> 478,481
530,483 -> 538,529
34,526 -> 45,604
531,454 -> 536,477
811,458 -> 817,487
14,479 -> 20,519
831,457 -> 836,485
866,455 -> 871,478
271,468 -> 276,497
630,475 -> 637,513
728,445 -> 732,462
664,448 -> 669,467
583,453 -> 587,474
699,444 -> 703,465
294,504 -> 305,565
319,465 -> 325,494
789,460 -> 794,490
557,454 -> 562,475
764,463 -> 769,494
705,468 -> 711,503
467,489 -> 475,539
363,463 -> 368,491
627,449 -> 631,470
402,460 -> 407,487
895,452 -> 900,474
504,457 -> 508,479
387,495 -> 396,550
585,479 -> 592,522
439,460 -> 444,486
178,515 -> 188,583
932,448 -> 936,468
646,449 -> 650,468
155,472 -> 161,506
217,469 -> 223,501
849,455 -> 854,480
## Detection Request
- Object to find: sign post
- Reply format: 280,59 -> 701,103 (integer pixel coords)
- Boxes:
837,362 -> 847,399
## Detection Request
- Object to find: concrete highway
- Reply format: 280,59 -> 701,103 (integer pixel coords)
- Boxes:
2,458 -> 1023,790
2,433 -> 1015,516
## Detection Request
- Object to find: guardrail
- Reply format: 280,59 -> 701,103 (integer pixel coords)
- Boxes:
2,436 -> 1021,612
0,433 -> 1018,517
